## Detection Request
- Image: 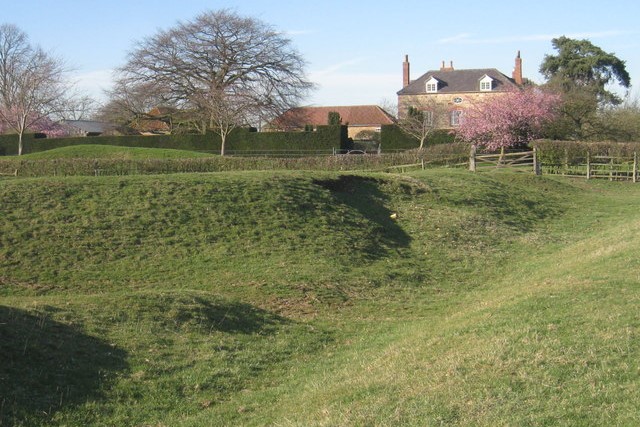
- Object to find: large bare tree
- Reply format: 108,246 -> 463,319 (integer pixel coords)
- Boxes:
0,24 -> 71,155
112,9 -> 314,155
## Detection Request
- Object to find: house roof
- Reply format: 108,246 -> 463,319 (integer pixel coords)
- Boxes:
61,120 -> 115,134
273,105 -> 396,129
397,68 -> 519,95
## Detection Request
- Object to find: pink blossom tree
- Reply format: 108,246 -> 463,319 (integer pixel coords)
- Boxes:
456,87 -> 561,151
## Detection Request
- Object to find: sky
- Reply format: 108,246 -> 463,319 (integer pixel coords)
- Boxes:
2,0 -> 640,109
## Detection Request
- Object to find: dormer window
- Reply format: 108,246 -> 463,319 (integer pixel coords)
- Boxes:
479,75 -> 493,91
426,77 -> 439,93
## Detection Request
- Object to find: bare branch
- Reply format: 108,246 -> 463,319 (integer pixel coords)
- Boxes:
108,9 -> 315,154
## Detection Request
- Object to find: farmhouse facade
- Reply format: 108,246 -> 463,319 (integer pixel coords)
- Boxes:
397,52 -> 524,128
270,105 -> 396,139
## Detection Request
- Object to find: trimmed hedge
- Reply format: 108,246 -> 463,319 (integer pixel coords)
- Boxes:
380,125 -> 456,150
0,126 -> 350,156
0,143 -> 471,178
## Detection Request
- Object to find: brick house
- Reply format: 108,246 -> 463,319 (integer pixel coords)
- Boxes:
397,52 -> 524,128
270,105 -> 396,139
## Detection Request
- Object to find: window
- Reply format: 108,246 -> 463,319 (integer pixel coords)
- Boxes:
426,77 -> 439,93
450,110 -> 462,126
424,110 -> 434,126
479,75 -> 493,91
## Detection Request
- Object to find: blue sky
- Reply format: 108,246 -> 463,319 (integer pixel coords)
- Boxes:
3,0 -> 639,108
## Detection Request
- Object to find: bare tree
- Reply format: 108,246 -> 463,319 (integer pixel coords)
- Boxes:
98,79 -> 177,131
397,98 -> 448,149
0,24 -> 71,155
113,9 -> 314,155
57,95 -> 98,121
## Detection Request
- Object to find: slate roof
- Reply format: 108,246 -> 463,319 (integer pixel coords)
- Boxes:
273,105 -> 396,129
397,68 -> 519,95
61,120 -> 115,134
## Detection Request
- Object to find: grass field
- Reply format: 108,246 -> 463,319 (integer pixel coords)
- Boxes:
1,167 -> 639,426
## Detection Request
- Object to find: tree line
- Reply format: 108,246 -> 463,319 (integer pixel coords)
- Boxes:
0,9 -> 636,156
0,10 -> 313,156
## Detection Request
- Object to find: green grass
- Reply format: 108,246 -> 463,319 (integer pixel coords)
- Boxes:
18,144 -> 216,160
1,168 -> 640,426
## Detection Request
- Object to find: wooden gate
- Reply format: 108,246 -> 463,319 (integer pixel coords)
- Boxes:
469,146 -> 540,175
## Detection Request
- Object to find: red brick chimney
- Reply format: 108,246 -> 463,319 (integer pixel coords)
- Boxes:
440,60 -> 454,72
512,51 -> 523,85
403,54 -> 410,87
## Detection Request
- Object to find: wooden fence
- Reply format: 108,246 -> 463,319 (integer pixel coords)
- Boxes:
539,151 -> 639,182
468,146 -> 639,182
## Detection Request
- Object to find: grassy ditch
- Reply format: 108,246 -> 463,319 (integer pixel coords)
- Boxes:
1,169 -> 639,425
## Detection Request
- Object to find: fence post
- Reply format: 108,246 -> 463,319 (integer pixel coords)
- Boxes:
634,151 -> 638,183
610,156 -> 614,181
586,151 -> 591,180
533,147 -> 541,176
469,145 -> 477,172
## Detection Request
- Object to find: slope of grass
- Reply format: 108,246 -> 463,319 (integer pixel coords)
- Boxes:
18,144 -> 216,160
1,169 -> 640,426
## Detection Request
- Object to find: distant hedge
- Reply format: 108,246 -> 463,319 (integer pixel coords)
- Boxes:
0,125 -> 350,156
380,125 -> 456,150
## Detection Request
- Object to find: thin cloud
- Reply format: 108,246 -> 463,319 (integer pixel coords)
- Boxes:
285,29 -> 316,36
438,29 -> 634,45
437,33 -> 474,44
71,69 -> 114,100
311,58 -> 367,77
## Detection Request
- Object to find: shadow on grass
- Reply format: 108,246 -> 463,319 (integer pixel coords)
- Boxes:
437,175 -> 566,232
163,296 -> 289,334
313,175 -> 412,258
0,305 -> 127,426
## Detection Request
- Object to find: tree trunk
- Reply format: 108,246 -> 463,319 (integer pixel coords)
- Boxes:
18,131 -> 23,156
220,133 -> 226,156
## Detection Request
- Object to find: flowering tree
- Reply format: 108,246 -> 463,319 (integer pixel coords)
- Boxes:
457,87 -> 560,150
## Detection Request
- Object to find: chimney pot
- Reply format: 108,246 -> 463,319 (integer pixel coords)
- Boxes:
403,54 -> 411,87
512,51 -> 523,85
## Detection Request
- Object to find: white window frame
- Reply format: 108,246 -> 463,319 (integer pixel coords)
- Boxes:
424,110 -> 434,126
426,77 -> 439,93
450,110 -> 462,126
479,75 -> 493,92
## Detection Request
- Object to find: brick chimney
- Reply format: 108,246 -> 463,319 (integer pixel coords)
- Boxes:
403,54 -> 410,87
512,51 -> 523,85
440,60 -> 454,72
